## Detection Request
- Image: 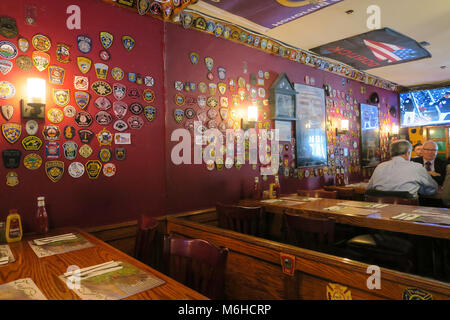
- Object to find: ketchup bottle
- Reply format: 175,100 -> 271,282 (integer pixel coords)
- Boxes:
35,196 -> 49,234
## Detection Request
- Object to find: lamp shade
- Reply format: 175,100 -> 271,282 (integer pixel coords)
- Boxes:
340,119 -> 349,131
247,105 -> 258,122
27,78 -> 46,103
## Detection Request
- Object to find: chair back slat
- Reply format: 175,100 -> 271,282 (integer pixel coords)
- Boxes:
163,234 -> 229,299
216,203 -> 265,237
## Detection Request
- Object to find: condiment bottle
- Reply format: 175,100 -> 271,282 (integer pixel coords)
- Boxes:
5,209 -> 22,243
35,196 -> 49,234
253,177 -> 261,200
0,222 -> 6,244
274,175 -> 281,198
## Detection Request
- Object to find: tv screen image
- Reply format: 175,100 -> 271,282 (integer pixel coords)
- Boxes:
400,87 -> 450,127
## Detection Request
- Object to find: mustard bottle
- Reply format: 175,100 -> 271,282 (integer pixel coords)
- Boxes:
6,209 -> 23,243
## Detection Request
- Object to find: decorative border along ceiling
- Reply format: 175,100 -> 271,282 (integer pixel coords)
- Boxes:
105,0 -> 400,92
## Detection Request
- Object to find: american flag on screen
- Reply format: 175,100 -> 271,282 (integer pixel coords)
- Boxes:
363,39 -> 417,63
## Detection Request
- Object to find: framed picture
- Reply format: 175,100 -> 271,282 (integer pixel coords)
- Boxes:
360,103 -> 380,167
275,120 -> 292,141
275,93 -> 295,119
294,84 -> 327,167
269,73 -> 297,120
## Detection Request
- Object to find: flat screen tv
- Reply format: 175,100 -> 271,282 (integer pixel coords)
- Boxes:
400,87 -> 450,127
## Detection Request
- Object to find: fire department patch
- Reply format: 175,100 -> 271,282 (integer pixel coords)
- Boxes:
45,160 -> 64,182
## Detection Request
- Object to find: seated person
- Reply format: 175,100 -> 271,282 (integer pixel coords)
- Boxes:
411,140 -> 447,185
441,165 -> 450,207
412,142 -> 423,159
367,139 -> 438,198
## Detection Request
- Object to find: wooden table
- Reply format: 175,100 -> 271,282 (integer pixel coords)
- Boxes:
240,196 -> 450,240
0,228 -> 207,300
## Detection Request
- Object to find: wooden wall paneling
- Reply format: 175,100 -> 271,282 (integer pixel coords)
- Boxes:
165,211 -> 450,300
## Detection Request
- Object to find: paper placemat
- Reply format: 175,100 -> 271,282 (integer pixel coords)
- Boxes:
0,244 -> 15,265
29,233 -> 94,258
0,278 -> 47,300
338,201 -> 389,209
59,261 -> 165,300
280,196 -> 320,202
323,206 -> 377,216
391,213 -> 421,221
414,215 -> 450,226
261,199 -> 304,207
413,208 -> 450,215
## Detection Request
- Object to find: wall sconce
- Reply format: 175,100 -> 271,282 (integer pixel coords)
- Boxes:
389,124 -> 399,140
21,78 -> 46,119
336,119 -> 349,135
392,124 -> 399,135
241,105 -> 258,129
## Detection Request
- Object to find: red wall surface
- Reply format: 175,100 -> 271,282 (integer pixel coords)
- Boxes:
0,1 -> 400,229
0,0 -> 166,230
164,23 -> 399,214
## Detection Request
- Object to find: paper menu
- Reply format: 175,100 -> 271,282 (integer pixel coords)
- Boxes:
0,278 -> 47,300
28,233 -> 94,258
391,213 -> 421,221
261,199 -> 304,206
338,201 -> 389,209
60,261 -> 165,300
0,245 -> 15,265
323,206 -> 377,216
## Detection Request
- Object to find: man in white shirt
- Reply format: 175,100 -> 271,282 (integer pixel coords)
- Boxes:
367,139 -> 438,198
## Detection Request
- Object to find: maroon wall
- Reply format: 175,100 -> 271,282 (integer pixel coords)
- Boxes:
164,23 -> 399,214
0,0 -> 166,230
0,1 -> 400,229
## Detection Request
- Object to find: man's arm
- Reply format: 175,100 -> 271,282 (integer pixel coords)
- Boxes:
417,166 -> 438,195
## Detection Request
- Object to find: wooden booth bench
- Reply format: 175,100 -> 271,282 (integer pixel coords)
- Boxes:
162,208 -> 450,300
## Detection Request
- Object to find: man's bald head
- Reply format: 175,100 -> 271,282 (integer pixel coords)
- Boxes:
422,140 -> 438,161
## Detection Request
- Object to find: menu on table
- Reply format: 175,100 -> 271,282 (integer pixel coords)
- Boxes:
392,212 -> 450,225
338,201 -> 389,209
60,261 -> 165,300
261,199 -> 305,207
323,206 -> 378,216
414,215 -> 450,225
29,233 -> 95,258
391,213 -> 421,221
0,244 -> 15,265
280,195 -> 320,202
0,278 -> 47,300
413,208 -> 449,215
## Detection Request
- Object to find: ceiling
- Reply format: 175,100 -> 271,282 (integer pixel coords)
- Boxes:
188,0 -> 450,89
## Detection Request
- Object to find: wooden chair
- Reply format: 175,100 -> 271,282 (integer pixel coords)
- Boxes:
163,234 -> 229,299
334,187 -> 356,200
297,189 -> 337,199
283,211 -> 335,253
365,195 -> 419,205
134,215 -> 159,266
364,189 -> 419,205
346,232 -> 414,273
216,203 -> 265,237
349,190 -> 415,272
